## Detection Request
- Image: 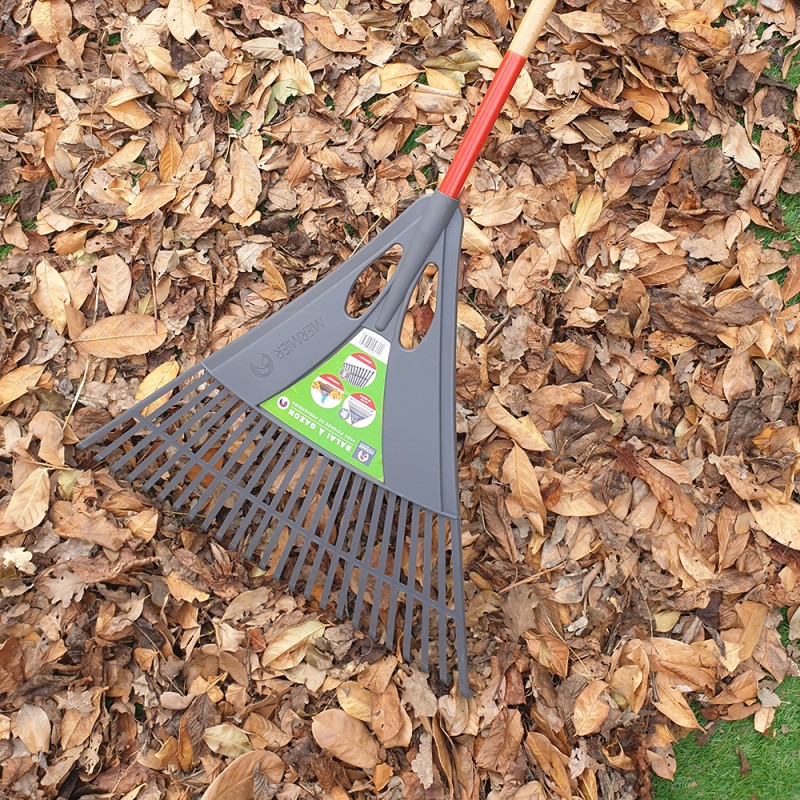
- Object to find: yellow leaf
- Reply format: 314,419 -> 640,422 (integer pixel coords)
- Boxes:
573,681 -> 610,736
336,682 -> 373,723
502,445 -> 546,535
573,184 -> 603,239
457,301 -> 487,338
165,573 -> 210,603
653,674 -> 702,730
30,0 -> 72,43
203,724 -> 252,758
374,63 -> 419,94
0,364 -> 46,405
136,360 -> 181,417
32,259 -> 70,333
262,620 -> 326,668
749,497 -> 800,549
76,314 -> 167,358
5,468 -> 50,532
278,56 -> 315,96
104,99 -> 154,130
159,135 -> 183,182
200,750 -> 285,800
312,709 -> 380,769
485,392 -> 550,452
167,0 -> 197,43
13,704 -> 51,754
471,196 -> 523,228
126,184 -> 177,220
228,143 -> 261,220
96,254 -> 131,315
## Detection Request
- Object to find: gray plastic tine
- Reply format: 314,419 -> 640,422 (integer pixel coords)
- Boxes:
370,497 -> 407,641
253,449 -> 320,569
243,441 -> 311,561
82,366 -> 202,449
170,409 -> 269,507
438,517 -> 448,684
319,475 -> 364,608
402,505 -> 423,661
232,439 -> 305,554
155,399 -> 248,499
92,371 -> 206,461
419,511 -> 434,672
141,393 -> 240,491
126,386 -> 232,483
336,481 -> 375,618
112,381 -> 218,477
273,456 -> 330,580
287,460 -> 340,590
450,517 -> 470,695
303,469 -> 353,599
386,501 -> 417,650
291,461 -> 345,600
201,425 -> 287,526
351,488 -> 386,628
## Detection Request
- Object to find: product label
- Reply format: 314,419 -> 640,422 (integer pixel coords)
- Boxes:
262,329 -> 390,482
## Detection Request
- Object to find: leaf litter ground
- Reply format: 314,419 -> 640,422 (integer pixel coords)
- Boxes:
3,0 -> 800,798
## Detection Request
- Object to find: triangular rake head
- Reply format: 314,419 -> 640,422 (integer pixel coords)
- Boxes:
80,192 -> 471,695
81,366 -> 469,693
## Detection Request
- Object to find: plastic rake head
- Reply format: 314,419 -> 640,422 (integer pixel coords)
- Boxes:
81,366 -> 468,687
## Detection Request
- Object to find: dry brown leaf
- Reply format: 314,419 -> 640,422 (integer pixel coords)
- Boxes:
167,0 -> 196,43
229,144 -> 261,220
573,681 -> 610,736
204,724 -> 253,758
312,709 -> 380,769
262,620 -> 326,668
96,255 -> 132,315
485,393 -> 550,452
337,682 -> 373,723
653,674 -> 701,730
471,196 -> 523,228
749,498 -> 800,549
502,445 -> 546,535
0,364 -> 46,405
5,468 -> 50,532
30,0 -> 72,43
126,185 -> 177,220
32,260 -> 70,332
13,704 -> 51,754
165,573 -> 210,603
200,750 -> 285,800
476,708 -> 523,774
76,314 -> 167,358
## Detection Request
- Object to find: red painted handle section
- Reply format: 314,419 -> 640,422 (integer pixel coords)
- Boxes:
438,51 -> 527,199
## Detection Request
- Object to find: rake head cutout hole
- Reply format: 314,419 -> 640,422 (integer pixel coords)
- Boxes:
346,243 -> 403,318
401,263 -> 438,349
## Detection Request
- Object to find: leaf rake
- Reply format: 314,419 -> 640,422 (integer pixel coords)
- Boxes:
80,0 -> 556,695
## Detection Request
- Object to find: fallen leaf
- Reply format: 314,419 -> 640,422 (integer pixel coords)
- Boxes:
0,364 -> 46,405
76,314 -> 167,358
312,709 -> 380,769
5,468 -> 50,532
573,681 -> 610,736
203,724 -> 253,758
200,750 -> 285,800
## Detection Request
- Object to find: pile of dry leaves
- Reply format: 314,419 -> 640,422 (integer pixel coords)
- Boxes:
3,0 -> 800,796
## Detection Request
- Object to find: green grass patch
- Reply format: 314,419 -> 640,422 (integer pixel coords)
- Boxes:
0,244 -> 14,260
653,678 -> 800,800
401,125 -> 430,154
228,110 -> 251,131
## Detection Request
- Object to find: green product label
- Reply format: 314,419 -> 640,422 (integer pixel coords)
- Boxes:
262,329 -> 390,482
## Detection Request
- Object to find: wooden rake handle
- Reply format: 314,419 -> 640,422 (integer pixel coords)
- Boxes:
438,0 -> 558,199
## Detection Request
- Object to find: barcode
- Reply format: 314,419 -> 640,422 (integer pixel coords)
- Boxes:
355,330 -> 389,361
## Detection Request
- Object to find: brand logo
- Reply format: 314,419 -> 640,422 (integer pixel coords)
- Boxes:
273,316 -> 326,360
250,352 -> 274,378
353,441 -> 377,466
277,396 -> 290,409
